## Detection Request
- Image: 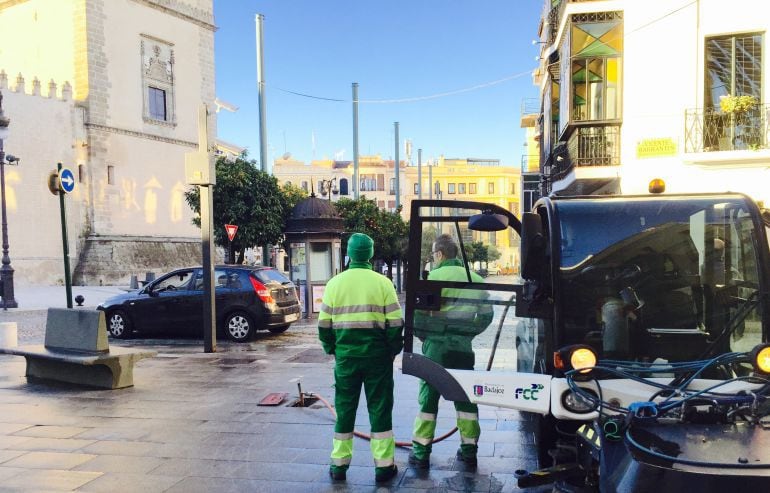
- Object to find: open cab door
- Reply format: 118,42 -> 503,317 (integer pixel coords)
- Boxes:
402,200 -> 550,415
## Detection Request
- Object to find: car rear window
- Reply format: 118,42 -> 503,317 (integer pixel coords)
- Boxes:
253,268 -> 291,284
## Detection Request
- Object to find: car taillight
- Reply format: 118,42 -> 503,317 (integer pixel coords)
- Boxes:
249,277 -> 275,304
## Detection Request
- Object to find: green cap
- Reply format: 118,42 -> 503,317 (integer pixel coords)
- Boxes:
347,233 -> 374,262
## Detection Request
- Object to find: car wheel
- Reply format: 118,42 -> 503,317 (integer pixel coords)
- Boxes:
225,311 -> 254,342
107,310 -> 132,339
268,324 -> 290,334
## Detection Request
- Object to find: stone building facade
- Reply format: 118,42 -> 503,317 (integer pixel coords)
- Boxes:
0,0 -> 216,285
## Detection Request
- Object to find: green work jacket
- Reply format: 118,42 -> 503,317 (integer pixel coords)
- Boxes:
318,264 -> 404,359
414,258 -> 493,341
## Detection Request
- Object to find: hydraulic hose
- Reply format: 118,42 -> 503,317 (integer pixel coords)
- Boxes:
313,393 -> 456,448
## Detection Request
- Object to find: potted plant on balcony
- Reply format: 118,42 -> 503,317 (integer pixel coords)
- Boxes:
717,95 -> 759,150
719,94 -> 758,115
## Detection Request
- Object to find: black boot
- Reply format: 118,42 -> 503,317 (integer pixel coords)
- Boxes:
375,465 -> 398,483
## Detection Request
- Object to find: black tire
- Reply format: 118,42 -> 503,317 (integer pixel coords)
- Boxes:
224,311 -> 255,342
106,309 -> 132,339
268,324 -> 290,334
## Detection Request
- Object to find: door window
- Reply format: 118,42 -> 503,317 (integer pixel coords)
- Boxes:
154,270 -> 194,292
408,205 -> 523,373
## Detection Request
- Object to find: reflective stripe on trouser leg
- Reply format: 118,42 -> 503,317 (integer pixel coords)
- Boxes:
362,356 -> 395,468
413,378 -> 441,458
331,358 -> 364,470
456,401 -> 480,457
331,432 -> 354,467
370,430 -> 395,467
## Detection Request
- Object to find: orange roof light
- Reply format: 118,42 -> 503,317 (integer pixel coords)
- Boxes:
648,178 -> 666,194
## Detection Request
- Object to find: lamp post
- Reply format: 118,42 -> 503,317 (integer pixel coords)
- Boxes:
320,177 -> 338,202
0,91 -> 17,309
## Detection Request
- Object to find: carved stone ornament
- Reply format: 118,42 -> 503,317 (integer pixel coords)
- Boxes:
143,43 -> 173,83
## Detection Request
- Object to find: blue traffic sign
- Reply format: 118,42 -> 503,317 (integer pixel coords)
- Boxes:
59,168 -> 76,194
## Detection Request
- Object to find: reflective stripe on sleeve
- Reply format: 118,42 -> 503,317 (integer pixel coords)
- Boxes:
332,321 -> 386,330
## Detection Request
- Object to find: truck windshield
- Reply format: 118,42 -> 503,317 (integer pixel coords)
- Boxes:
555,196 -> 763,363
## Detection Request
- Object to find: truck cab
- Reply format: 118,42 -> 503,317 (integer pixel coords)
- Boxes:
403,194 -> 770,491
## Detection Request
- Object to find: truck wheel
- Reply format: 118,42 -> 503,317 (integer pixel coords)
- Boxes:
536,414 -> 558,468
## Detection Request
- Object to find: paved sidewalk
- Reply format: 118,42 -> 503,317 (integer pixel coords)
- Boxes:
0,332 -> 546,492
0,286 -> 547,492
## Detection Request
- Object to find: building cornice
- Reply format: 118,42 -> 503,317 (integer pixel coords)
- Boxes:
128,0 -> 216,31
85,122 -> 197,148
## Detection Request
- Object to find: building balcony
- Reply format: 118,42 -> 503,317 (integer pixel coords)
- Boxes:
541,122 -> 621,196
546,0 -> 609,45
685,104 -> 769,153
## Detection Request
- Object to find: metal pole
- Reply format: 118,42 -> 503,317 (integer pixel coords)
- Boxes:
0,143 -> 16,309
256,13 -> 271,265
352,82 -> 359,199
417,148 -> 422,199
394,122 -> 400,210
57,163 -> 72,309
393,123 -> 401,293
256,13 -> 268,174
0,92 -> 16,310
201,183 -> 216,353
429,160 -> 433,200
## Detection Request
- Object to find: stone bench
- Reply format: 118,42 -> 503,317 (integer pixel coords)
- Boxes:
0,308 -> 155,389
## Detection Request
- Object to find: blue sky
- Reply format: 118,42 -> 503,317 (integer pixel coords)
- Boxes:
213,0 -> 543,169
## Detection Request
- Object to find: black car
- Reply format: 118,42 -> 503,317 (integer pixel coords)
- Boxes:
98,266 -> 302,342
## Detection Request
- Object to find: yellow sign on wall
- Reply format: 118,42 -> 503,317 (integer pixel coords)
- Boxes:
636,138 -> 678,159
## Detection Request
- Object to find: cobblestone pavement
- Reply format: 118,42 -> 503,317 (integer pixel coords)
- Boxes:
0,306 -> 549,492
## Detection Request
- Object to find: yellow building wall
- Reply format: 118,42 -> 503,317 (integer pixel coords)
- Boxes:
0,0 -> 79,95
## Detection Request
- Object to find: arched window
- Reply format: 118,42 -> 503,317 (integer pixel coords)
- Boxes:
339,178 -> 349,195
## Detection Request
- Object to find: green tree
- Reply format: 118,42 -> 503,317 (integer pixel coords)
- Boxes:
334,198 -> 408,277
486,244 -> 502,266
185,155 -> 286,264
374,208 -> 409,279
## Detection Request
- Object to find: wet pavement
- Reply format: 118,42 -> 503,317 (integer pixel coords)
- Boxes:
0,302 -> 548,492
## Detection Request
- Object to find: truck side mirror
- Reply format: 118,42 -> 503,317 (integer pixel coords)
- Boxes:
521,212 -> 546,280
469,209 -> 508,231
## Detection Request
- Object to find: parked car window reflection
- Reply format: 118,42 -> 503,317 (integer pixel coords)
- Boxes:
155,270 -> 194,292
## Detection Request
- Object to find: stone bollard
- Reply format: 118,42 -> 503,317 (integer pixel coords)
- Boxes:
130,275 -> 138,289
0,322 -> 18,347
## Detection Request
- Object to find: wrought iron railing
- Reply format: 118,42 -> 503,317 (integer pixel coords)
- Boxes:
539,123 -> 620,195
566,124 -> 621,166
546,0 -> 605,45
684,104 -> 769,153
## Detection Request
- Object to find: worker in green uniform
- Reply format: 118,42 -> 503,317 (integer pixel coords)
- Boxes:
318,233 -> 404,483
409,233 -> 493,469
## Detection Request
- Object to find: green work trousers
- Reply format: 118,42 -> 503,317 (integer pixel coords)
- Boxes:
412,337 -> 480,460
330,355 -> 395,475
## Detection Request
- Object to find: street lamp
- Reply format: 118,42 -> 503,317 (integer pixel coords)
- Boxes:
320,177 -> 338,202
0,90 -> 17,309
